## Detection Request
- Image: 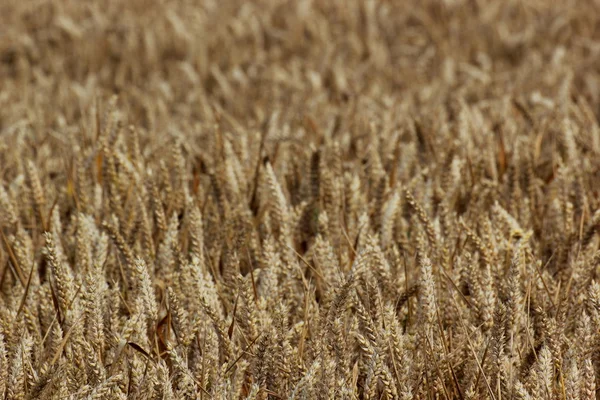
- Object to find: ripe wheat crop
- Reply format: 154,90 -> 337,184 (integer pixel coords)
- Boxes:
1,0 -> 600,399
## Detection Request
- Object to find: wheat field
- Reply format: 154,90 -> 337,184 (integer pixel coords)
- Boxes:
1,0 -> 600,399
